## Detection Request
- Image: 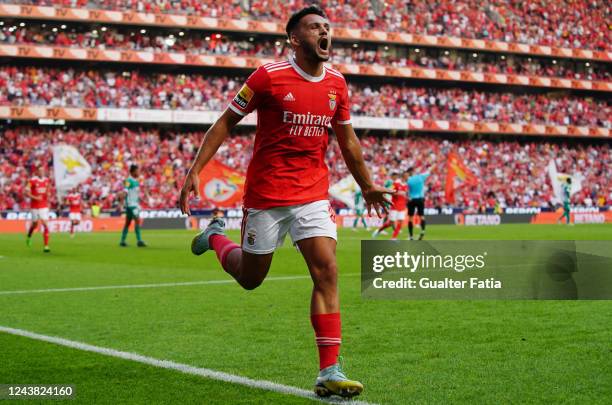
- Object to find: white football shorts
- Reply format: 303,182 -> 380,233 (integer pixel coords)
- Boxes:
241,200 -> 337,254
69,212 -> 82,221
31,208 -> 50,221
389,209 -> 406,221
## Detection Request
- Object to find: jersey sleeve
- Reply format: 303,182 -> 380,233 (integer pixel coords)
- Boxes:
228,66 -> 270,117
333,77 -> 352,125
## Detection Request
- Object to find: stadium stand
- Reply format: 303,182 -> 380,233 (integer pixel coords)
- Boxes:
5,0 -> 610,51
1,21 -> 609,81
1,66 -> 609,128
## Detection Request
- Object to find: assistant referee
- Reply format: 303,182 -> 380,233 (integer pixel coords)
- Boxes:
406,167 -> 430,240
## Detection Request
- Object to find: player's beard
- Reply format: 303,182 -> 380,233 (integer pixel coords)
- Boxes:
303,38 -> 330,62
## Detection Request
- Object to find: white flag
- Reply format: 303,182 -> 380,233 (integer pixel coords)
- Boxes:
329,175 -> 358,208
547,160 -> 583,204
53,145 -> 92,197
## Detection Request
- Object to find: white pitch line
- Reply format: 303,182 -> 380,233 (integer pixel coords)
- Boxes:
0,326 -> 375,405
0,273 -> 360,296
0,275 -> 311,296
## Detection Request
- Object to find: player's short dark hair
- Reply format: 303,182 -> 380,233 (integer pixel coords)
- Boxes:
406,166 -> 414,173
129,164 -> 138,173
566,177 -> 572,184
285,5 -> 327,36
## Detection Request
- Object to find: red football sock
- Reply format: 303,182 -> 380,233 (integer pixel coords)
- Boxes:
311,313 -> 341,370
378,220 -> 392,232
27,223 -> 37,237
42,225 -> 49,246
392,222 -> 402,238
209,234 -> 240,271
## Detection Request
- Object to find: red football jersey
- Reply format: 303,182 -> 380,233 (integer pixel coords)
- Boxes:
229,58 -> 352,209
391,181 -> 408,210
29,177 -> 50,209
65,193 -> 81,213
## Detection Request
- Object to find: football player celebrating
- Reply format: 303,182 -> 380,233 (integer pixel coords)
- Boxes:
372,172 -> 402,238
390,172 -> 409,239
26,165 -> 52,252
64,188 -> 82,238
180,6 -> 391,399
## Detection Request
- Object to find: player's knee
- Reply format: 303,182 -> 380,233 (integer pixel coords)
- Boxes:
239,277 -> 264,291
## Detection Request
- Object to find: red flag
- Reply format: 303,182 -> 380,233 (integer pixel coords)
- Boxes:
444,152 -> 478,204
198,159 -> 245,207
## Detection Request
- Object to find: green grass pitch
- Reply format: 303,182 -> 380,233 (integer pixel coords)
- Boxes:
1,224 -> 611,404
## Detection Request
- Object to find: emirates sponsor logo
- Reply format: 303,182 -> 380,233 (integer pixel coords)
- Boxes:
283,110 -> 333,137
283,111 -> 332,126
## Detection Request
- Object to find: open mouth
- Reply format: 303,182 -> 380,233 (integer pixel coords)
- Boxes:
318,37 -> 329,52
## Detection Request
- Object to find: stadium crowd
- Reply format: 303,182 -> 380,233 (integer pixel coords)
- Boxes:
1,66 -> 610,128
5,0 -> 610,51
0,66 -> 239,111
1,22 -> 609,81
1,127 -> 610,212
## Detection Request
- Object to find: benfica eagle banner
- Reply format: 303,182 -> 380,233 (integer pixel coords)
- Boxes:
52,144 -> 92,198
198,159 -> 245,207
329,175 -> 358,209
444,152 -> 478,204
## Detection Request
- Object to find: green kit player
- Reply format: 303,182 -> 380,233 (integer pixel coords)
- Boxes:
352,188 -> 368,230
377,176 -> 395,235
557,177 -> 572,225
119,164 -> 147,247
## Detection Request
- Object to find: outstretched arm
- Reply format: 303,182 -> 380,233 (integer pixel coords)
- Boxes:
180,109 -> 243,215
333,123 -> 393,216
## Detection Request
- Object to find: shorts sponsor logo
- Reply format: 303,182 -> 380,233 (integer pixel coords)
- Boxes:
328,204 -> 336,224
233,84 -> 254,109
247,228 -> 256,246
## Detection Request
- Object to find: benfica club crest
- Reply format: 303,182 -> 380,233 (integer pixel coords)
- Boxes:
247,229 -> 256,246
328,93 -> 337,110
